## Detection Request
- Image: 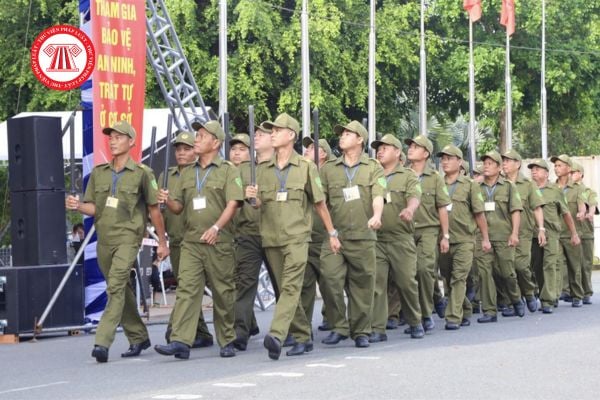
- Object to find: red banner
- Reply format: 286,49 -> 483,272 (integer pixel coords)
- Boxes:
463,0 -> 482,22
500,0 -> 516,37
91,0 -> 146,164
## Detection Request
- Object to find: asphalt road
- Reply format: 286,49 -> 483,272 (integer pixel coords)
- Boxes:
1,272 -> 600,400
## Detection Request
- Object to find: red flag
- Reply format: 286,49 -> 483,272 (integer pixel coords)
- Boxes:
500,0 -> 516,36
463,0 -> 482,22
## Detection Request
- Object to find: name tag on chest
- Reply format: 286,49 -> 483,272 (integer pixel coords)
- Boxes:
386,192 -> 392,204
193,196 -> 207,210
276,191 -> 288,202
106,196 -> 119,208
484,202 -> 496,212
343,186 -> 361,202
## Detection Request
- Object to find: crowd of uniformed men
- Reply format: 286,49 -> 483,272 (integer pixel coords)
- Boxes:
66,114 -> 597,363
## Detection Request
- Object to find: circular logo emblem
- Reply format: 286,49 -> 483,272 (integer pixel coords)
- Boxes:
31,25 -> 95,91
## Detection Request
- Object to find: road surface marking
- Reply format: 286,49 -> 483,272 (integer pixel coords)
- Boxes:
213,383 -> 257,388
306,363 -> 346,368
259,372 -> 304,377
0,381 -> 68,395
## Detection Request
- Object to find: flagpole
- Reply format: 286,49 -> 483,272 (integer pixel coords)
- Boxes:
301,0 -> 310,138
219,0 -> 228,117
368,0 -> 376,149
468,16 -> 477,167
541,0 -> 548,159
505,31 -> 512,150
419,0 -> 427,137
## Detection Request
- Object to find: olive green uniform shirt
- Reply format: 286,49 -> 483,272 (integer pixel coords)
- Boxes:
320,154 -> 386,241
170,156 -> 243,244
538,182 -> 569,234
84,157 -> 158,245
256,151 -> 324,247
446,175 -> 485,244
577,184 -> 596,239
514,174 -> 546,237
413,166 -> 451,230
159,166 -> 187,245
233,161 -> 261,237
479,177 -> 523,241
378,164 -> 421,241
559,180 -> 586,238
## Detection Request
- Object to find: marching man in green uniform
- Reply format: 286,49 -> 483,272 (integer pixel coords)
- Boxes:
569,162 -> 596,304
502,149 -> 546,314
160,131 -> 214,349
65,120 -> 169,363
476,151 -> 524,323
300,136 -> 335,333
528,159 -> 580,313
319,120 -> 385,348
437,145 -> 491,330
229,129 -> 274,350
245,113 -> 340,360
552,154 -> 587,307
405,135 -> 451,331
155,120 -> 243,359
370,134 -> 424,341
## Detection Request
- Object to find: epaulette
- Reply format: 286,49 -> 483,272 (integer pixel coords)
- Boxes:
97,162 -> 109,168
369,158 -> 382,166
223,160 -> 235,167
139,163 -> 153,172
298,156 -> 310,163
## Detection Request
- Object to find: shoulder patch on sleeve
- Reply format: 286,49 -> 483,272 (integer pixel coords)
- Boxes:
151,179 -> 158,190
315,176 -> 323,189
416,183 -> 422,194
477,192 -> 484,202
536,189 -> 543,197
235,177 -> 242,188
443,186 -> 449,195
377,177 -> 387,189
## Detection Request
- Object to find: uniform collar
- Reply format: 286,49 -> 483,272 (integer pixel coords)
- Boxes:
267,150 -> 302,168
411,164 -> 435,177
335,153 -> 370,167
482,175 -> 506,187
195,155 -> 223,169
385,163 -> 407,176
108,157 -> 136,172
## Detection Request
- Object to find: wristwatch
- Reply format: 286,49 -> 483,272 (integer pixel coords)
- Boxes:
328,229 -> 339,238
443,233 -> 450,240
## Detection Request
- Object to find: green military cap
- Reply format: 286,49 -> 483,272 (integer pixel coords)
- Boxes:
571,162 -> 584,174
333,120 -> 368,142
550,154 -> 572,167
481,150 -> 502,164
102,120 -> 136,139
527,158 -> 549,171
230,133 -> 250,148
404,135 -> 434,156
173,131 -> 195,147
256,122 -> 272,133
262,113 -> 300,135
502,149 -> 522,161
302,136 -> 334,159
472,163 -> 483,175
370,133 -> 402,150
191,120 -> 226,141
436,144 -> 463,159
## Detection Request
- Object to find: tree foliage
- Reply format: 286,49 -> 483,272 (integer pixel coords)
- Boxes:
0,0 -> 599,158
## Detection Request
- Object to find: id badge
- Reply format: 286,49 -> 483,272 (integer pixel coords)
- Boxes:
343,186 -> 360,202
446,203 -> 453,212
386,192 -> 392,204
276,191 -> 288,202
106,196 -> 119,208
193,196 -> 207,210
484,202 -> 496,212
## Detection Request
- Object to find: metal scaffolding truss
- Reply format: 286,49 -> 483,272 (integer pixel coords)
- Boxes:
146,0 -> 211,132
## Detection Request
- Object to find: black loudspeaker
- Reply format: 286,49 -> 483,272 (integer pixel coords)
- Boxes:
7,116 -> 65,192
0,264 -> 85,334
10,190 -> 68,266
